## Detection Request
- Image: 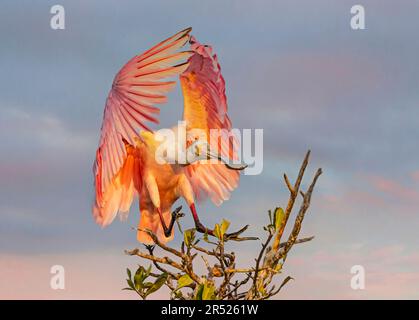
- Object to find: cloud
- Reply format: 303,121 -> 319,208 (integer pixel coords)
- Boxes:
368,175 -> 419,203
2,243 -> 418,299
0,251 -> 160,299
0,107 -> 96,155
317,172 -> 419,218
411,171 -> 419,182
281,244 -> 419,299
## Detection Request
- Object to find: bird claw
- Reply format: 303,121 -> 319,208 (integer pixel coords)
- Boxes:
171,206 -> 185,220
144,244 -> 155,253
195,222 -> 214,236
193,222 -> 258,241
224,225 -> 258,241
225,225 -> 249,238
225,235 -> 260,242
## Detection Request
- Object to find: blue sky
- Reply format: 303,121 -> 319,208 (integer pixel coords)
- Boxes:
1,0 -> 419,299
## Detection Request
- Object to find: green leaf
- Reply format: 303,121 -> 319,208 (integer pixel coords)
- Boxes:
145,273 -> 168,297
176,274 -> 194,290
183,229 -> 196,247
214,223 -> 222,240
126,279 -> 135,290
134,266 -> 147,290
202,282 -> 216,300
202,232 -> 209,243
220,219 -> 230,235
214,219 -> 231,240
274,207 -> 285,231
145,264 -> 152,276
275,262 -> 283,272
135,265 -> 144,276
126,268 -> 132,280
194,284 -> 204,300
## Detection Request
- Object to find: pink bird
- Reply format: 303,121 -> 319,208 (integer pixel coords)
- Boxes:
93,27 -> 245,244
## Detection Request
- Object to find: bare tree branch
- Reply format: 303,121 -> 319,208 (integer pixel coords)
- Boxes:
272,150 -> 311,252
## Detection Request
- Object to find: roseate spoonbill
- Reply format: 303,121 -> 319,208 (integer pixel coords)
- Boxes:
93,27 -> 245,243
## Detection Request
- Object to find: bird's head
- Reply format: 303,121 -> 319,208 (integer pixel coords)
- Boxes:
186,139 -> 248,171
186,140 -> 210,164
186,140 -> 210,163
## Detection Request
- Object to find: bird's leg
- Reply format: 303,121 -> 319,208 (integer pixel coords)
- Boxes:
155,208 -> 168,236
190,203 -> 214,236
144,173 -> 182,238
176,174 -> 214,236
189,204 -> 252,240
156,207 -> 184,238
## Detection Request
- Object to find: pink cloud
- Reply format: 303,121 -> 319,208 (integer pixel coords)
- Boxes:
370,245 -> 405,261
0,252 -> 166,300
282,244 -> 419,299
368,175 -> 419,202
317,189 -> 387,215
318,173 -> 419,217
411,171 -> 419,182
2,244 -> 419,299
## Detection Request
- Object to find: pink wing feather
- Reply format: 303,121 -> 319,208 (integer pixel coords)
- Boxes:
180,37 -> 240,206
93,28 -> 193,226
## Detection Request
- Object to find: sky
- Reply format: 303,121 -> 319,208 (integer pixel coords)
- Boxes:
1,0 -> 419,299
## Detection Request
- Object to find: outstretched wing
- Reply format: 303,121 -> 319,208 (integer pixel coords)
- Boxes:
180,36 -> 240,206
93,28 -> 193,226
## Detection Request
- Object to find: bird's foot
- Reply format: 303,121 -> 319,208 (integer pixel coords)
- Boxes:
171,206 -> 185,221
162,206 -> 185,238
224,225 -> 259,241
194,223 -> 258,242
195,222 -> 215,236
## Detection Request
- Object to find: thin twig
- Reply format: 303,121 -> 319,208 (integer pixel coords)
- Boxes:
221,273 -> 252,300
251,232 -> 274,297
137,228 -> 185,259
125,248 -> 184,271
272,150 -> 311,251
145,246 -> 181,280
282,168 -> 322,256
278,236 -> 315,248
